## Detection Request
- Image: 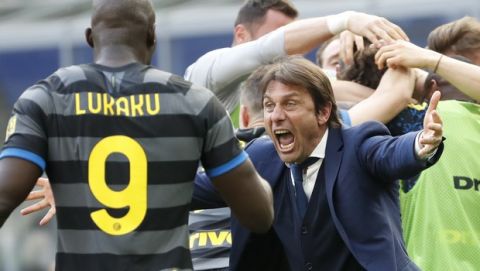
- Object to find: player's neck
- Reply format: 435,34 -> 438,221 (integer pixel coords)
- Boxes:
94,46 -> 147,67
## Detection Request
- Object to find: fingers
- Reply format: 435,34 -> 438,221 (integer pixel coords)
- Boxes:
354,35 -> 365,51
382,19 -> 409,41
20,199 -> 49,216
364,30 -> 380,47
430,109 -> 443,126
427,91 -> 441,114
423,109 -> 443,137
367,23 -> 400,45
26,177 -> 50,200
418,129 -> 443,158
426,122 -> 443,133
37,177 -> 49,186
25,190 -> 45,201
375,48 -> 396,69
418,137 -> 442,156
420,130 -> 442,145
417,146 -> 436,158
39,207 -> 56,226
373,25 -> 393,43
386,58 -> 401,70
340,31 -> 355,65
372,19 -> 409,43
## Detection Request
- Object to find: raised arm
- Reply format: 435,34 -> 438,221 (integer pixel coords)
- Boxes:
331,80 -> 374,106
0,158 -> 42,227
375,40 -> 480,101
348,67 -> 415,125
284,11 -> 408,55
358,91 -> 443,180
211,159 -> 273,233
186,11 -> 408,94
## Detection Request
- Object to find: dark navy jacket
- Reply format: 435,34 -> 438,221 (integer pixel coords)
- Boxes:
192,121 -> 443,271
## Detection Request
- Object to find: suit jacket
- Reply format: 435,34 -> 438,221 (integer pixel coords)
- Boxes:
193,121 -> 443,271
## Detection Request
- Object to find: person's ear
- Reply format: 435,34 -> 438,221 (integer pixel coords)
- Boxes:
240,104 -> 250,129
233,24 -> 252,45
147,24 -> 156,48
85,28 -> 94,48
316,103 -> 332,126
426,79 -> 439,100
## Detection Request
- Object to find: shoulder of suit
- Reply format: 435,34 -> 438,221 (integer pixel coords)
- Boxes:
343,120 -> 390,138
244,136 -> 278,162
245,135 -> 273,150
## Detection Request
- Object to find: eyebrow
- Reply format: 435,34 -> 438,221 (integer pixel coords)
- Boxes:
263,91 -> 300,100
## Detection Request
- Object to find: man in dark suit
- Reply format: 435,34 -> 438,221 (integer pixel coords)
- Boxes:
193,56 -> 444,271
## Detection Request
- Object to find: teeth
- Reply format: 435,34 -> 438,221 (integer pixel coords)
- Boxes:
274,129 -> 289,135
280,142 -> 294,149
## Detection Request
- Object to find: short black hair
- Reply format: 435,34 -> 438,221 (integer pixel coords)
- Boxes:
234,0 -> 298,29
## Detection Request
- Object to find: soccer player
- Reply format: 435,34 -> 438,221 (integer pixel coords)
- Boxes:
0,0 -> 273,270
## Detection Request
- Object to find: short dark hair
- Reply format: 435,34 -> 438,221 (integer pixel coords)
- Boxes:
258,56 -> 341,128
234,0 -> 298,31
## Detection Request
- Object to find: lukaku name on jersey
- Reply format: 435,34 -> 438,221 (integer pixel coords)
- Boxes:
75,92 -> 160,116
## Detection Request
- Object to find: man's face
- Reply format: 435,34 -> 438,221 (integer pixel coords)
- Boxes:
263,80 -> 329,164
249,9 -> 294,40
321,39 -> 341,71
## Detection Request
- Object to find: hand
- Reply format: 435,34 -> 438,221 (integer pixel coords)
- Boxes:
418,91 -> 443,159
339,31 -> 365,66
375,40 -> 441,70
20,177 -> 56,226
346,12 -> 408,46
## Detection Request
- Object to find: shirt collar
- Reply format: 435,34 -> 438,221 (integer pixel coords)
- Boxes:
286,128 -> 328,167
310,128 -> 328,160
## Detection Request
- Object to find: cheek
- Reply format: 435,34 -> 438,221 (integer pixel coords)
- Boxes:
263,112 -> 271,123
263,115 -> 273,130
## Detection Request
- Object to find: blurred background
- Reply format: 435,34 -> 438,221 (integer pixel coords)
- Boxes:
0,0 -> 479,270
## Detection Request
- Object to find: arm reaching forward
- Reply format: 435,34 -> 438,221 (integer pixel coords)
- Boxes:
211,159 -> 274,233
375,40 -> 480,101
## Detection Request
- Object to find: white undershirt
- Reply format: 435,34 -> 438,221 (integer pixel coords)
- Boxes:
289,130 -> 328,200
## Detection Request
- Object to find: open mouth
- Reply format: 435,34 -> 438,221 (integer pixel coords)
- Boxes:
274,129 -> 295,152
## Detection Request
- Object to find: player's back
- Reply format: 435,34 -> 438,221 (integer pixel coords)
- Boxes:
4,62 -> 240,271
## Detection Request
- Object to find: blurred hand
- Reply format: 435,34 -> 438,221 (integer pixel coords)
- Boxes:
346,12 -> 408,46
20,177 -> 56,226
418,91 -> 443,159
375,40 -> 441,70
339,31 -> 364,66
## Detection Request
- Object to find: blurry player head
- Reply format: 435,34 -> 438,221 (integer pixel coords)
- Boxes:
239,65 -> 270,129
427,16 -> 480,65
86,0 -> 156,64
233,0 -> 298,45
315,37 -> 341,72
